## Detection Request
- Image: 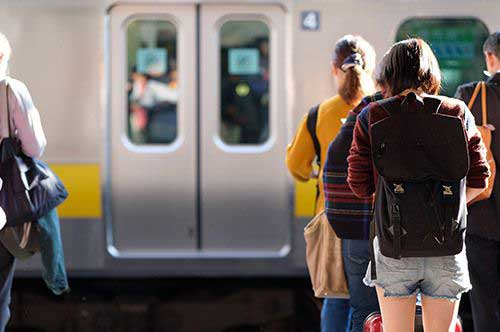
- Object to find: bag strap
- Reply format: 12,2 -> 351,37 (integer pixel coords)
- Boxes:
468,82 -> 488,126
376,96 -> 401,116
306,104 -> 321,166
481,82 -> 487,126
0,78 -> 13,139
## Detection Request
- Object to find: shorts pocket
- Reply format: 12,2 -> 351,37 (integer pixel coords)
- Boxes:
377,252 -> 407,269
440,252 -> 467,273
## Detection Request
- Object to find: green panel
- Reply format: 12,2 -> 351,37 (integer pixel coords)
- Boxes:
396,18 -> 489,96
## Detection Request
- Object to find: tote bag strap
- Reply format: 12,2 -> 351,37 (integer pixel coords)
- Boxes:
468,81 -> 488,126
480,81 -> 488,126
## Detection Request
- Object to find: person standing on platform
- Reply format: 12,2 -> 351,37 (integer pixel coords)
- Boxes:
455,31 -> 500,331
0,32 -> 47,331
286,35 -> 376,332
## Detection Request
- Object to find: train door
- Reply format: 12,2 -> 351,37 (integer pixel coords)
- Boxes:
107,4 -> 290,257
199,5 -> 289,255
108,4 -> 198,255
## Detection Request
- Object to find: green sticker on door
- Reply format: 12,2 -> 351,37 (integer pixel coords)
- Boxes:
228,48 -> 260,75
137,48 -> 168,75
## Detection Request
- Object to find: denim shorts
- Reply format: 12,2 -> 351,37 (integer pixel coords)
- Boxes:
363,237 -> 471,300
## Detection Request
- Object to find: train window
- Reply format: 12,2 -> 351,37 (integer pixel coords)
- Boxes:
126,20 -> 178,145
220,21 -> 270,145
396,18 -> 489,96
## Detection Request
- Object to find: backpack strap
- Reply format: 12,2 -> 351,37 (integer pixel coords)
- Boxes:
423,97 -> 443,114
377,93 -> 442,116
376,96 -> 402,116
306,104 -> 321,166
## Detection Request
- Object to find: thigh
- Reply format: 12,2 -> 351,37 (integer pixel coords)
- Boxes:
421,295 -> 460,332
375,287 -> 416,332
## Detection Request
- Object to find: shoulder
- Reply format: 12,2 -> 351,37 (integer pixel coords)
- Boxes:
433,95 -> 467,118
6,78 -> 29,94
6,78 -> 31,102
455,81 -> 479,101
357,101 -> 382,132
320,94 -> 349,114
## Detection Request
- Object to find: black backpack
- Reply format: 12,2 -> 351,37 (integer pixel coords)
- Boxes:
370,93 -> 469,259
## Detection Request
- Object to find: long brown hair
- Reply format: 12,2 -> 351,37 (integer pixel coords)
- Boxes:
332,35 -> 376,105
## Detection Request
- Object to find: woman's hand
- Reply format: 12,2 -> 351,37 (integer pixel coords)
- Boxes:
466,187 -> 486,203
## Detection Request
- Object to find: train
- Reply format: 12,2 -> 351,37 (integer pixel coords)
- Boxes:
0,0 -> 498,277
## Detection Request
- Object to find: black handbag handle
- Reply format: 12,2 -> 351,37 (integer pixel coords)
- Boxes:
3,80 -> 23,156
3,79 -> 13,140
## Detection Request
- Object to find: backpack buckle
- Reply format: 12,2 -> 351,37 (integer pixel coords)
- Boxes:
393,183 -> 405,194
442,185 -> 453,196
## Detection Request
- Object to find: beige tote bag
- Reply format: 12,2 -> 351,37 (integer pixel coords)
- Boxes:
304,211 -> 349,298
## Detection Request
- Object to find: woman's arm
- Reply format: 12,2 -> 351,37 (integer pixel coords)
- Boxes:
9,80 -> 47,158
347,107 -> 375,198
285,114 -> 316,181
462,104 -> 490,191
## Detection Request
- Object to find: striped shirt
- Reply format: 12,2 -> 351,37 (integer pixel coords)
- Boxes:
323,93 -> 382,239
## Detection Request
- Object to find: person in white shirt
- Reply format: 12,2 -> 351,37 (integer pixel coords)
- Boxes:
0,32 -> 46,331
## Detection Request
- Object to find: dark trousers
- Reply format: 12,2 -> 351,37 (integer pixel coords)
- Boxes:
0,243 -> 14,332
342,239 -> 379,332
466,234 -> 500,332
321,298 -> 350,332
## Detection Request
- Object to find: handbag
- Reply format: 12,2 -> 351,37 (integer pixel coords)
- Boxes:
468,81 -> 496,205
304,211 -> 349,298
0,79 -> 68,258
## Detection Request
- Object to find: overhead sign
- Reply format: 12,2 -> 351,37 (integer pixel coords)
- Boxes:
228,48 -> 260,75
301,11 -> 320,31
137,48 -> 168,75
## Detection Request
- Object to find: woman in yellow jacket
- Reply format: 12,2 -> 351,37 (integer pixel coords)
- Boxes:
286,35 -> 376,332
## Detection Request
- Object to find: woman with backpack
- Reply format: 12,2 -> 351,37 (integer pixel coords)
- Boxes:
286,34 -> 376,332
347,39 -> 489,332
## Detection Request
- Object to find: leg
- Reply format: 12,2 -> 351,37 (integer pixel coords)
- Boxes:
375,287 -> 416,332
420,296 -> 460,332
465,234 -> 500,331
342,239 -> 379,332
321,298 -> 351,332
0,243 -> 15,332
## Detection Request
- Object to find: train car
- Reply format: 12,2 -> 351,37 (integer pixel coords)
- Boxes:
0,0 -> 498,278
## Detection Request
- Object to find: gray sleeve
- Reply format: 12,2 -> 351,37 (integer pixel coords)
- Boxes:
462,102 -> 476,133
8,79 -> 47,158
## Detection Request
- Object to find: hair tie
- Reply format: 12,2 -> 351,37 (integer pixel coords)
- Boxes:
341,53 -> 363,72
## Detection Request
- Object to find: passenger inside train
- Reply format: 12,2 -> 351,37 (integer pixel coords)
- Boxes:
127,20 -> 179,144
221,25 -> 270,145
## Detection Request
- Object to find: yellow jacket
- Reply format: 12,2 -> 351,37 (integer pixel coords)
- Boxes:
286,95 -> 352,214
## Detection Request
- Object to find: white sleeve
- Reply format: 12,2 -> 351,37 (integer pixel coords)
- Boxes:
8,80 -> 47,158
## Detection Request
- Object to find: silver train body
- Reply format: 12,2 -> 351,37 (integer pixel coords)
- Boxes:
0,0 -> 497,277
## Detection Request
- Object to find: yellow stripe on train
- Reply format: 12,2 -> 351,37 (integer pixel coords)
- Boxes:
294,179 -> 317,218
49,164 -> 322,219
49,164 -> 102,218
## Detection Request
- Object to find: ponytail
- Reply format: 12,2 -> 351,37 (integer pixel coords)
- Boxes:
339,66 -> 375,105
332,35 -> 376,105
